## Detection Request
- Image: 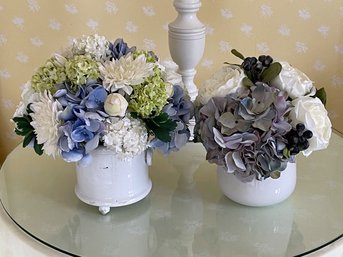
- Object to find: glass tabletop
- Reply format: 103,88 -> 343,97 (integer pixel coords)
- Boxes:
0,133 -> 343,257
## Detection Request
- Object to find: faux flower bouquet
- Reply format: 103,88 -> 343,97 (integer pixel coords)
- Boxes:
12,34 -> 193,165
195,50 -> 331,181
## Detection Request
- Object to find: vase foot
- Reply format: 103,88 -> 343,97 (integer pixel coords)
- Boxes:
99,206 -> 110,215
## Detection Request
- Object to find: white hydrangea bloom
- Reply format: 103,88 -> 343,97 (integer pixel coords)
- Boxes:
99,53 -> 155,95
13,81 -> 39,117
72,34 -> 110,61
30,90 -> 63,158
102,115 -> 148,159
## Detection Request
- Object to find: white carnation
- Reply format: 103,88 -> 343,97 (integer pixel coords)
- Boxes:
72,34 -> 110,61
30,90 -> 63,158
102,115 -> 148,159
99,53 -> 155,95
196,64 -> 246,106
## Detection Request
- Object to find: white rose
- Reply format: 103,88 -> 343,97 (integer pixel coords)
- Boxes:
289,96 -> 332,156
104,93 -> 128,117
271,61 -> 316,99
196,64 -> 245,106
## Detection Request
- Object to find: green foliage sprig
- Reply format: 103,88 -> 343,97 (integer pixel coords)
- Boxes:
132,112 -> 177,142
12,105 -> 43,155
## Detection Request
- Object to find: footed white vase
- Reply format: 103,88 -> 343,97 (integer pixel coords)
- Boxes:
75,147 -> 152,215
217,162 -> 296,207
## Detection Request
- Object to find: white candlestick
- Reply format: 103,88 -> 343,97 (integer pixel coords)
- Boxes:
168,0 -> 206,101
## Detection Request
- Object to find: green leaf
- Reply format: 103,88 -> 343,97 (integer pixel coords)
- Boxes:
15,128 -> 28,136
23,131 -> 34,147
26,104 -> 34,114
12,116 -> 29,123
15,128 -> 24,136
270,171 -> 281,179
242,77 -> 254,87
33,139 -> 44,155
153,112 -> 176,128
224,63 -> 241,68
130,112 -> 139,119
282,148 -> 290,159
145,112 -> 177,143
13,116 -> 34,136
315,87 -> 327,106
154,129 -> 172,142
231,49 -> 245,60
16,121 -> 32,130
261,62 -> 282,83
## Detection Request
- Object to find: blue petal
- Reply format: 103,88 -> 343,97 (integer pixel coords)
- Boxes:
85,134 -> 99,153
174,132 -> 188,149
53,89 -> 67,98
59,105 -> 75,121
73,107 -> 86,119
86,120 -> 101,132
84,112 -> 104,121
59,136 -> 71,151
96,110 -> 109,118
61,149 -> 84,162
85,87 -> 107,109
71,127 -> 94,142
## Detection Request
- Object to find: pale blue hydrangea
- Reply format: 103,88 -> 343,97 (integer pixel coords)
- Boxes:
150,85 -> 194,154
54,82 -> 108,165
109,38 -> 136,60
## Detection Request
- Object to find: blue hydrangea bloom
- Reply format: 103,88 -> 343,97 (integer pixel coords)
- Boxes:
109,38 -> 136,60
150,85 -> 194,154
54,81 -> 108,163
82,85 -> 107,110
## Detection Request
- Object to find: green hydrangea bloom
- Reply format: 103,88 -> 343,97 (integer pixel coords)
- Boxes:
31,57 -> 66,93
129,68 -> 169,118
132,50 -> 157,63
65,54 -> 100,91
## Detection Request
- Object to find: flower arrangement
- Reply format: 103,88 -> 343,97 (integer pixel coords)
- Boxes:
195,50 -> 332,181
12,34 -> 193,165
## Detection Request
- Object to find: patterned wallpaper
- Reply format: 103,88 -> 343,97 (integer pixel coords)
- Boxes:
0,0 -> 342,163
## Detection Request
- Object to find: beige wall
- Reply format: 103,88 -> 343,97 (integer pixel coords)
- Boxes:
0,0 -> 342,163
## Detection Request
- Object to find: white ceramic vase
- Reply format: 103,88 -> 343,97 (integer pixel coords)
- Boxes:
75,147 -> 152,215
217,162 -> 296,207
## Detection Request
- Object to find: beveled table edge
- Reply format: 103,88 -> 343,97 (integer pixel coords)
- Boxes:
0,197 -> 80,257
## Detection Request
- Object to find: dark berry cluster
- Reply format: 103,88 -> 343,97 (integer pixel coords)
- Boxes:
285,123 -> 313,155
241,55 -> 273,82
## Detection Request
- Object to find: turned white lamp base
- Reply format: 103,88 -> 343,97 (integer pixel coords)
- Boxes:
168,0 -> 206,101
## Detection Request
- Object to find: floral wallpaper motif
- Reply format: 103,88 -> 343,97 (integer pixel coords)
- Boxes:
0,0 -> 342,163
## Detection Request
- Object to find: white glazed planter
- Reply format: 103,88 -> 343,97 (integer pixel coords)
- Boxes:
217,162 -> 296,207
75,147 -> 152,215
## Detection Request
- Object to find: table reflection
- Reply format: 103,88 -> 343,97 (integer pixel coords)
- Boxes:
0,134 -> 343,257
216,198 -> 294,257
53,199 -> 154,257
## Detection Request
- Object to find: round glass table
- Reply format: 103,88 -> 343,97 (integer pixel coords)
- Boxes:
1,133 -> 343,257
